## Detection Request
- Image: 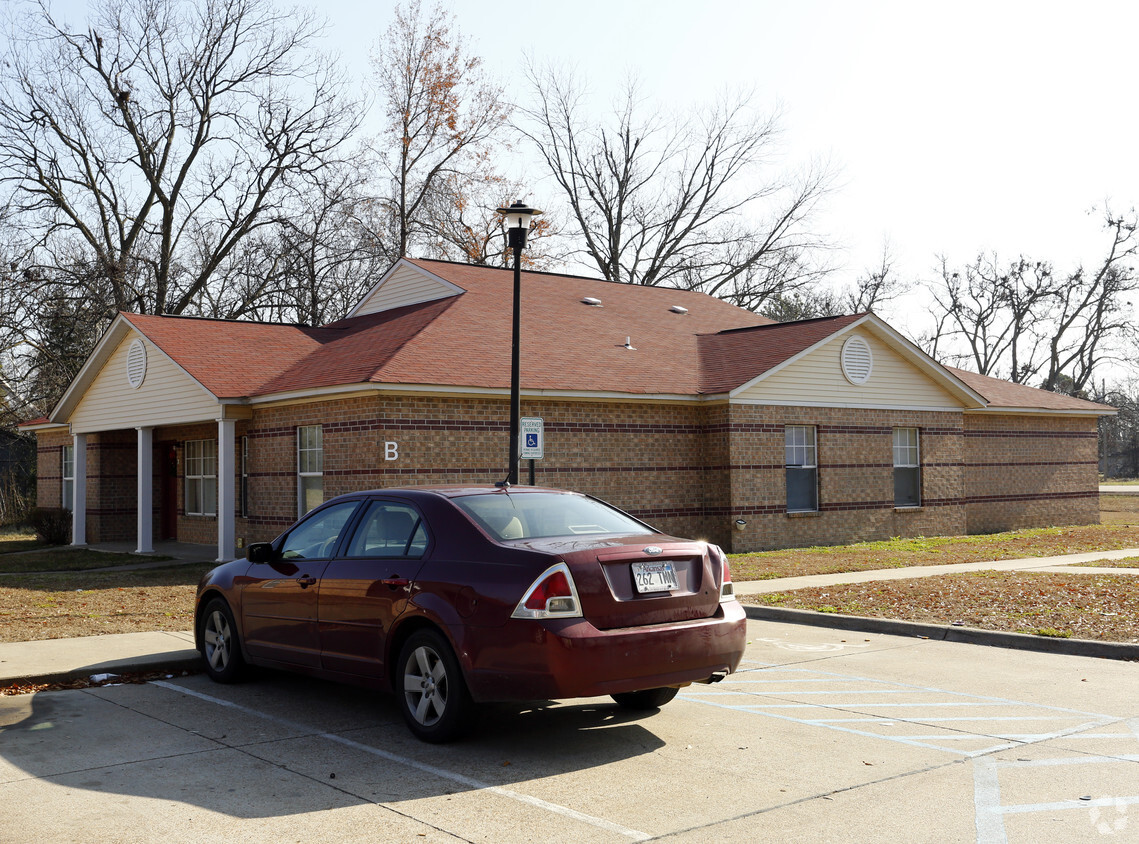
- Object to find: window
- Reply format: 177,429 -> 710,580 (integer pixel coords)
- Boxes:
345,501 -> 428,558
298,425 -> 323,517
785,425 -> 818,512
893,427 -> 921,507
61,445 -> 74,511
185,439 -> 218,516
279,500 -> 361,561
239,436 -> 249,518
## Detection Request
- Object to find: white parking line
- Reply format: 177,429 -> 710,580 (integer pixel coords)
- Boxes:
681,664 -> 1115,758
152,680 -> 652,841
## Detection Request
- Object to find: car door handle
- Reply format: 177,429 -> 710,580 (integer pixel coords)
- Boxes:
298,576 -> 317,588
382,577 -> 410,589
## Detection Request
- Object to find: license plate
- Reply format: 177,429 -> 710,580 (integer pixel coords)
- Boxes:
631,561 -> 678,593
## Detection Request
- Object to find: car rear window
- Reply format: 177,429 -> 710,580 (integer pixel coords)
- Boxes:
452,492 -> 651,541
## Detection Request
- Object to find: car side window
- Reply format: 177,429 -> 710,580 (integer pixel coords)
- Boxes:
279,500 -> 361,560
344,501 -> 428,559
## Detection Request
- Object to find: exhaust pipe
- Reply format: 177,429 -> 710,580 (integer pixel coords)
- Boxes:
695,671 -> 727,685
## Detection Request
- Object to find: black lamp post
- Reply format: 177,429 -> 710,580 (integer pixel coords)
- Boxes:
496,200 -> 542,484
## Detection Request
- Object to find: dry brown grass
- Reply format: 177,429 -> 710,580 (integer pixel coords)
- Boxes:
746,571 -> 1139,643
0,564 -> 212,643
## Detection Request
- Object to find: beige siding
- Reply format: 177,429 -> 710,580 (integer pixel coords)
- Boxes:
68,334 -> 220,433
737,330 -> 963,409
353,263 -> 461,316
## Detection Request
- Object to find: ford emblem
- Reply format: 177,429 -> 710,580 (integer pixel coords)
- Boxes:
644,546 -> 663,556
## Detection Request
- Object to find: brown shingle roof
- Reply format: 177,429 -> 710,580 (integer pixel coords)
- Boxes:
945,366 -> 1114,413
126,260 -> 774,398
114,259 -> 1113,414
698,314 -> 866,393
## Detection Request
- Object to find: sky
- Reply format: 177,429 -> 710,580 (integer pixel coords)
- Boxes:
328,0 -> 1139,325
38,0 -> 1139,328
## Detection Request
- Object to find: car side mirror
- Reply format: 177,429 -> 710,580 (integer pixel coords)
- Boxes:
246,542 -> 275,564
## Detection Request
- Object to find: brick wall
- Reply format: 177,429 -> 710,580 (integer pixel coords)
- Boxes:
32,398 -> 1103,553
963,413 -> 1099,533
724,405 -> 967,551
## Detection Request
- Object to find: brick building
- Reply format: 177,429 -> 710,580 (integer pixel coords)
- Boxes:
22,258 -> 1112,560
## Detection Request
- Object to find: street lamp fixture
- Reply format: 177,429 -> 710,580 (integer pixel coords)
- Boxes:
496,200 -> 542,485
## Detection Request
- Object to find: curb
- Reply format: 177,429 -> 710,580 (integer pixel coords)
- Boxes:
2,650 -> 204,688
743,605 -> 1139,661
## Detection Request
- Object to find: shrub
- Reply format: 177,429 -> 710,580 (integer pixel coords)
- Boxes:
28,507 -> 71,545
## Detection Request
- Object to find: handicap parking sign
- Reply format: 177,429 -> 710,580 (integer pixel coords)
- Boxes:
520,417 -> 544,459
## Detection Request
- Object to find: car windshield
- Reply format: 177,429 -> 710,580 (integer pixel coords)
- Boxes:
452,491 -> 651,541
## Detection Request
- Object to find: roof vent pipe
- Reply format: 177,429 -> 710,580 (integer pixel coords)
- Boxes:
624,336 -> 636,350
582,296 -> 602,306
670,305 -> 689,314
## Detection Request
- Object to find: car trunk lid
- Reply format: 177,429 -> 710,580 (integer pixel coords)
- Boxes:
519,535 -> 722,630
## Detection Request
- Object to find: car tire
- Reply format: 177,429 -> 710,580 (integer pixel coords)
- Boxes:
396,629 -> 474,743
200,598 -> 246,683
611,686 -> 680,710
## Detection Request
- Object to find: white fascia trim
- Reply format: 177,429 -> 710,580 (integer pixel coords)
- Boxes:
965,406 -> 1116,417
731,397 -> 966,413
248,381 -> 705,406
18,421 -> 70,433
344,257 -> 466,319
727,313 -> 989,409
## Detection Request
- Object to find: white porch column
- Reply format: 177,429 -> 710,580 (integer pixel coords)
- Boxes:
217,417 -> 236,562
136,426 -> 154,554
71,433 -> 87,546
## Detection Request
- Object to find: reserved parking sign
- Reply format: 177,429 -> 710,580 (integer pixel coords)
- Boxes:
520,417 -> 544,459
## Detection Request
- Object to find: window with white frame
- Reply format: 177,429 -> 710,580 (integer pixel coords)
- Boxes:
185,439 -> 218,516
893,427 -> 921,507
298,425 -> 323,517
61,445 -> 74,511
785,425 -> 818,512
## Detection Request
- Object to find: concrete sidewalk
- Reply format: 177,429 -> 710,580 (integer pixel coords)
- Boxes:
2,546 -> 1138,687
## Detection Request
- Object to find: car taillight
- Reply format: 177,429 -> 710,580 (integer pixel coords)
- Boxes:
710,544 -> 736,602
511,562 -> 583,619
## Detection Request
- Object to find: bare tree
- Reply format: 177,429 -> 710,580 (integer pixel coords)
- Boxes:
518,65 -> 834,310
0,0 -> 358,318
369,0 -> 511,261
921,210 -> 1138,391
760,243 -> 901,322
207,161 -> 389,326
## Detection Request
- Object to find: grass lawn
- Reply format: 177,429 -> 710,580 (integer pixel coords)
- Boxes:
0,528 -> 45,555
0,548 -> 172,574
0,564 -> 213,643
747,571 -> 1139,643
736,493 -> 1139,644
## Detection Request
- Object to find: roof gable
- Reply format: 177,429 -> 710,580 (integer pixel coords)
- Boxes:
348,258 -> 466,317
707,313 -> 988,408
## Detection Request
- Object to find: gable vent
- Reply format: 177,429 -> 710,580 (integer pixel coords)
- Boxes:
126,339 -> 147,389
581,296 -> 602,306
840,335 -> 873,385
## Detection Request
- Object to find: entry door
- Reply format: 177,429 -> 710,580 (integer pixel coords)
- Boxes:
241,499 -> 361,668
318,500 -> 430,678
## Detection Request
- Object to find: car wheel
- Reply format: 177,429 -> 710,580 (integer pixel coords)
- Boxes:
200,598 -> 246,683
396,629 -> 473,743
611,686 -> 680,710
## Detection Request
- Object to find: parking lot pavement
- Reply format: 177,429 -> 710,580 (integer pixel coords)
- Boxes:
1,619 -> 1136,843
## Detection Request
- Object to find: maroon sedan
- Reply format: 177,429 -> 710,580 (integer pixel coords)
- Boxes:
195,486 -> 746,742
